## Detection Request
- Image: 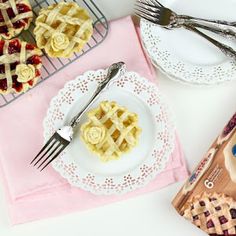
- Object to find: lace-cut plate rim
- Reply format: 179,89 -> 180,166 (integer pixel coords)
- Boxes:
140,0 -> 236,85
43,70 -> 175,195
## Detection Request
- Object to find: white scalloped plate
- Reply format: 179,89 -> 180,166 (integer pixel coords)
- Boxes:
140,0 -> 236,85
43,70 -> 175,195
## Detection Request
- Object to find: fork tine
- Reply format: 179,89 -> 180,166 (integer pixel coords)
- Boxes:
135,9 -> 159,23
135,0 -> 156,8
30,135 -> 55,165
37,142 -> 62,169
135,12 -> 157,24
135,12 -> 158,24
137,0 -> 161,6
140,0 -> 164,10
40,145 -> 67,172
33,139 -> 58,166
135,4 -> 160,15
152,0 -> 164,7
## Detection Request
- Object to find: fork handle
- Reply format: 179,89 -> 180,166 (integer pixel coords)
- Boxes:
69,62 -> 125,128
184,24 -> 236,61
178,15 -> 236,27
184,21 -> 236,41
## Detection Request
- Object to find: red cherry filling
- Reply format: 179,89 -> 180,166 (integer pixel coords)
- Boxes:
0,65 -> 5,74
27,79 -> 34,86
13,20 -> 25,29
219,216 -> 228,224
10,62 -> 19,70
223,230 -> 230,236
0,26 -> 8,34
0,39 -> 41,92
0,79 -> 7,91
12,75 -> 23,92
223,114 -> 236,137
27,55 -> 42,65
199,201 -> 206,206
204,211 -> 210,217
0,40 -> 4,54
230,208 -> 236,219
35,69 -> 40,77
6,8 -> 15,19
26,43 -> 36,50
206,219 -> 215,228
8,39 -> 21,54
0,3 -> 31,36
17,3 -> 31,13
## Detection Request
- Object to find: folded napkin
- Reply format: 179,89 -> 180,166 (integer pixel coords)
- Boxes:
0,16 -> 188,225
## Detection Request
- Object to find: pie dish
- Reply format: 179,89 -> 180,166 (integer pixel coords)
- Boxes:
34,2 -> 93,58
0,38 -> 42,94
183,192 -> 236,235
0,0 -> 33,39
80,101 -> 142,162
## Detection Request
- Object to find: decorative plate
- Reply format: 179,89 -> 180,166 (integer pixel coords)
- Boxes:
140,0 -> 236,85
43,70 -> 175,195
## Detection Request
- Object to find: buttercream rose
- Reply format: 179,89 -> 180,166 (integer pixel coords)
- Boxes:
16,64 -> 35,82
51,33 -> 70,52
83,126 -> 106,145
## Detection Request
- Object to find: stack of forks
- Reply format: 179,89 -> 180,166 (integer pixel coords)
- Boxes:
135,0 -> 236,60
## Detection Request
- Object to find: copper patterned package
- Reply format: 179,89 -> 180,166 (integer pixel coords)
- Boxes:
172,113 -> 236,236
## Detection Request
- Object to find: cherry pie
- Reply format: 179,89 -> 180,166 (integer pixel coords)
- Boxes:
0,38 -> 42,94
0,0 -> 33,39
183,192 -> 236,236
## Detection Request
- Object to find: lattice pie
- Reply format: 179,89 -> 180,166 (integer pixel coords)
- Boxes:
34,2 -> 93,58
81,101 -> 141,162
183,192 -> 236,236
0,38 -> 42,94
0,0 -> 33,39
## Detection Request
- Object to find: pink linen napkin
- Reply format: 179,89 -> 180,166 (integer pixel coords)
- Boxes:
0,16 -> 188,225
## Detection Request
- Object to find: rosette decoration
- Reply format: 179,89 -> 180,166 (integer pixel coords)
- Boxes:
33,2 -> 93,58
0,38 -> 42,94
80,101 -> 141,162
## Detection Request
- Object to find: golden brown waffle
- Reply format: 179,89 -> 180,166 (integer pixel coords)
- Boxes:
183,192 -> 236,235
34,2 -> 93,58
80,101 -> 141,162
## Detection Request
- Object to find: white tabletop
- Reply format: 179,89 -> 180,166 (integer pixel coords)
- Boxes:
1,0 -> 236,235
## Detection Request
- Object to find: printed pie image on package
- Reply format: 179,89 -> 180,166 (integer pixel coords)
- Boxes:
172,113 -> 236,236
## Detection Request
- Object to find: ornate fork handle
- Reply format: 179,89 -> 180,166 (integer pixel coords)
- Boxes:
173,14 -> 236,40
183,21 -> 236,40
184,24 -> 236,61
178,15 -> 236,27
70,62 -> 126,128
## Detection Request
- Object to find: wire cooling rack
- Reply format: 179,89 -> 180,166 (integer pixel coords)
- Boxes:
0,0 -> 108,108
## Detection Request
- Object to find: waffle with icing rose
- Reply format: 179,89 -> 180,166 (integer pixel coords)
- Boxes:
0,38 -> 42,94
80,101 -> 142,162
183,192 -> 236,236
0,0 -> 33,39
34,2 -> 93,58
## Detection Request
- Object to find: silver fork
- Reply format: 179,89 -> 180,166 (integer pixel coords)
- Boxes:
177,12 -> 236,28
31,62 -> 126,171
135,0 -> 236,60
136,0 -> 236,40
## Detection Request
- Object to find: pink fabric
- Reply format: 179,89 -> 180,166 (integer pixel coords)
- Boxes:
0,16 -> 188,225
